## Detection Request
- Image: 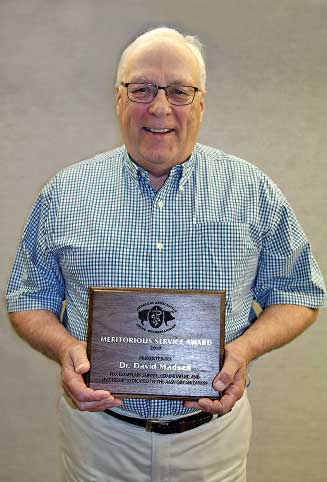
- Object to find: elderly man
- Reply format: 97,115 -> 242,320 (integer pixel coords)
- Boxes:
7,27 -> 326,482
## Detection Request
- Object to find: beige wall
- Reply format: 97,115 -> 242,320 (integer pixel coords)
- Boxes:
1,1 -> 326,481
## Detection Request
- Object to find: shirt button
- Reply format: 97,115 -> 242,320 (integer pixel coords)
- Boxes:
157,200 -> 164,208
156,242 -> 164,251
179,185 -> 184,192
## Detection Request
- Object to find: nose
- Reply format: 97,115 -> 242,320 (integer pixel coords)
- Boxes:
148,88 -> 172,116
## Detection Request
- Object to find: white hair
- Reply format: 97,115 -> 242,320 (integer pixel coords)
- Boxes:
116,27 -> 206,90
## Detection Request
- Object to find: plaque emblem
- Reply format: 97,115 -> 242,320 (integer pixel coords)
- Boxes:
137,302 -> 176,333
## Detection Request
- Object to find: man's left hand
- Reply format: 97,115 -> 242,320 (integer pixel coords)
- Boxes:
184,342 -> 247,415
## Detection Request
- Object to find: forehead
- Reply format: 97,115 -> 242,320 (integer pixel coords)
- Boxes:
123,39 -> 200,85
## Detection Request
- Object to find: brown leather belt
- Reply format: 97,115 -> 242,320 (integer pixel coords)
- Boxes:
104,409 -> 214,434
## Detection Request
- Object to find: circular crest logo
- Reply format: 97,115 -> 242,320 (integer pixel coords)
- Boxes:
137,301 -> 176,333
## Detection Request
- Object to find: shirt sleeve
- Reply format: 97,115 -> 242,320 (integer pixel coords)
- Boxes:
252,178 -> 327,310
6,180 -> 65,317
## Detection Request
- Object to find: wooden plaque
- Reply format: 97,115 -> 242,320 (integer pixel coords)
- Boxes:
85,287 -> 225,400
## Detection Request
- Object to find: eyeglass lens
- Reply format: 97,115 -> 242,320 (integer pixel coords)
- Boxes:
127,84 -> 195,105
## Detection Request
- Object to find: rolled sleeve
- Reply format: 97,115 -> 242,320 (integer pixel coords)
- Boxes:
6,183 -> 65,316
253,198 -> 327,309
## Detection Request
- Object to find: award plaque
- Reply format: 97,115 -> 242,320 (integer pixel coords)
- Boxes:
85,287 -> 225,400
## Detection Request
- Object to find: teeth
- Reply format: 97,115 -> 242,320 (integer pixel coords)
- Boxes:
144,127 -> 173,133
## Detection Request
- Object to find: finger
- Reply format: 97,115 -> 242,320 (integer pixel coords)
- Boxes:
184,400 -> 201,410
86,397 -> 123,411
218,370 -> 246,414
212,350 -> 245,392
219,392 -> 238,414
63,380 -> 122,411
197,399 -> 222,414
69,395 -> 123,412
62,364 -> 111,399
184,398 -> 224,415
64,375 -> 113,403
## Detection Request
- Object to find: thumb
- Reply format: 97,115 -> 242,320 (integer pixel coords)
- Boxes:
70,343 -> 90,374
212,350 -> 241,392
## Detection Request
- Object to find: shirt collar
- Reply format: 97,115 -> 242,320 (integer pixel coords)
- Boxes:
123,146 -> 197,189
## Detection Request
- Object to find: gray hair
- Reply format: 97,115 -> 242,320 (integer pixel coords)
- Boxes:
116,27 -> 206,90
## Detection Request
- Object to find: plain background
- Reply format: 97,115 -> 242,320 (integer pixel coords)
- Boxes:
1,1 -> 326,481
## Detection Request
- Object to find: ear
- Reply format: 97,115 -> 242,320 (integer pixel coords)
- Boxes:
115,84 -> 122,116
199,91 -> 205,122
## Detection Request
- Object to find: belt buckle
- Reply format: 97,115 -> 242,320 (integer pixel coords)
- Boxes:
145,419 -> 170,432
145,420 -> 153,432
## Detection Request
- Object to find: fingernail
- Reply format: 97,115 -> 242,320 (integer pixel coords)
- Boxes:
215,380 -> 225,391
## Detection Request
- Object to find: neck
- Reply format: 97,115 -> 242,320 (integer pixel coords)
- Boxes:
149,172 -> 169,190
127,153 -> 173,190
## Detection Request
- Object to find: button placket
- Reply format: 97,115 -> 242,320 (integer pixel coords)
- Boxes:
150,190 -> 168,286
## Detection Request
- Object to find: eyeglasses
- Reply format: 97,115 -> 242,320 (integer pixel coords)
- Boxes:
121,82 -> 200,106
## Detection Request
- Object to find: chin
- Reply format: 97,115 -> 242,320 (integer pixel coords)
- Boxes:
142,150 -> 175,165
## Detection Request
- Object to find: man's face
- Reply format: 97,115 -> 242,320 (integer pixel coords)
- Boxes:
116,40 -> 205,174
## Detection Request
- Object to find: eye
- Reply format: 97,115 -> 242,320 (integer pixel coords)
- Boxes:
171,87 -> 189,96
129,85 -> 151,94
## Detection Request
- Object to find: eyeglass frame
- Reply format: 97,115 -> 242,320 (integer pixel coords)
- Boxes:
120,82 -> 201,106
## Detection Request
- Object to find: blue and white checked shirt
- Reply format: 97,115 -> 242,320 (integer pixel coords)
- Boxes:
7,144 -> 326,418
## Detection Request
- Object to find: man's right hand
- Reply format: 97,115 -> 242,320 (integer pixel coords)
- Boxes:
59,341 -> 123,412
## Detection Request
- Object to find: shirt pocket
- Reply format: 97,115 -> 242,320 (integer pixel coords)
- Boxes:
193,221 -> 260,303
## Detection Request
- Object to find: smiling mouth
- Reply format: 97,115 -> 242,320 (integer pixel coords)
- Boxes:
143,127 -> 174,134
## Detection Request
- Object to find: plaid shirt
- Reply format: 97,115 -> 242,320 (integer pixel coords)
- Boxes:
7,144 -> 326,418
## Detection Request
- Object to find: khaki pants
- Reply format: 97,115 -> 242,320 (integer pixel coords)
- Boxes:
58,392 -> 252,482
